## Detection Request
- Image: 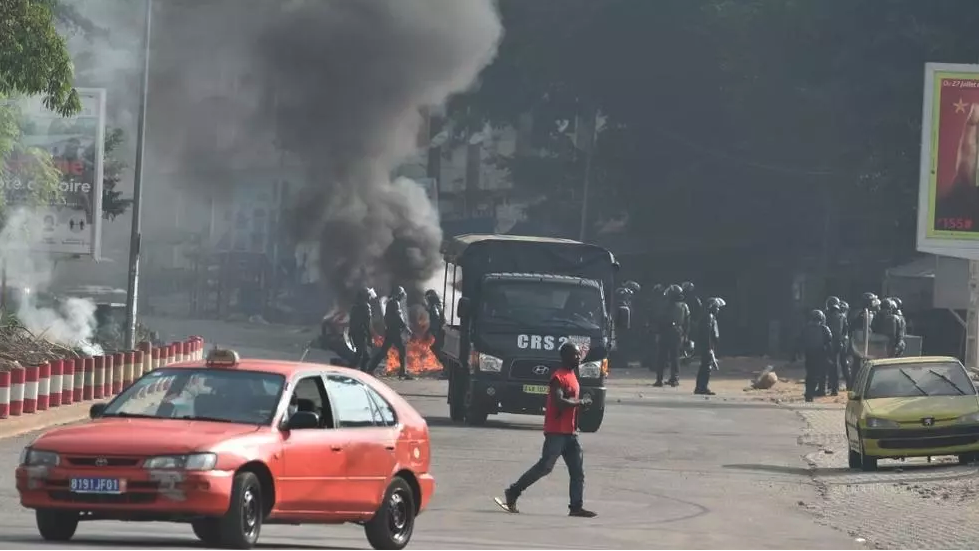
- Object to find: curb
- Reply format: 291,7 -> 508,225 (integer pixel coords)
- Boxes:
0,336 -> 206,439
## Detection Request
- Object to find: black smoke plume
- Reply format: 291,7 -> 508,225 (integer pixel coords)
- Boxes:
252,0 -> 501,303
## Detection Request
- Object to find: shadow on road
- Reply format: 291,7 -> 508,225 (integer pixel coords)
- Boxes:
424,416 -> 543,431
722,463 -> 814,477
0,536 -> 346,550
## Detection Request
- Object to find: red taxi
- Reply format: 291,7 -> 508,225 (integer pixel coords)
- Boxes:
15,349 -> 435,550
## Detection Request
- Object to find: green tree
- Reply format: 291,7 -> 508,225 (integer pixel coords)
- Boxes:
1,0 -> 81,223
101,127 -> 132,220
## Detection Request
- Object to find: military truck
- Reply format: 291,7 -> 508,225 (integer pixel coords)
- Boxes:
438,234 -> 629,432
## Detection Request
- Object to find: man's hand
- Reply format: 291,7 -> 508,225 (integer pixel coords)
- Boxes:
580,395 -> 593,407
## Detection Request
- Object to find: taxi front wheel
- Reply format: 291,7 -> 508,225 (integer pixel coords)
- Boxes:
36,509 -> 79,542
365,476 -> 416,550
217,471 -> 263,549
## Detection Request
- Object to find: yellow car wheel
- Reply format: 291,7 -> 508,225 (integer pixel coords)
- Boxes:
858,431 -> 878,472
958,451 -> 978,465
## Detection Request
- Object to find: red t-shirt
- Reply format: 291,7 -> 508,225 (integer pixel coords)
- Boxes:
544,367 -> 580,434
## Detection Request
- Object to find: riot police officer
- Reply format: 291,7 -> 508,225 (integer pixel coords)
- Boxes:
681,281 -> 702,325
655,284 -> 689,387
795,309 -> 833,402
694,297 -> 725,395
348,287 -> 375,372
889,297 -> 907,357
369,285 -> 412,379
424,289 -> 446,374
849,292 -> 880,365
877,298 -> 906,357
644,284 -> 666,372
838,300 -> 852,389
823,296 -> 847,396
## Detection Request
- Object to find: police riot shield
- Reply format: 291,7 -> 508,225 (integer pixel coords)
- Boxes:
850,329 -> 892,360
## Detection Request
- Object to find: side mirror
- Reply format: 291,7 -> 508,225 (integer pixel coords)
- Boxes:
89,403 -> 107,419
615,306 -> 631,330
284,411 -> 319,431
847,391 -> 858,401
457,297 -> 470,318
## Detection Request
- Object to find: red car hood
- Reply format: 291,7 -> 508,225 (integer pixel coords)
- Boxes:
31,418 -> 261,456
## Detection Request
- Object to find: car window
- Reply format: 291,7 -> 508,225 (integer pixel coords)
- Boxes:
865,362 -> 977,399
365,386 -> 397,427
325,375 -> 380,428
102,368 -> 284,425
287,375 -> 333,429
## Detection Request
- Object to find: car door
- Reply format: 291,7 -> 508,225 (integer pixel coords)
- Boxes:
277,374 -> 351,514
325,374 -> 398,513
845,363 -> 870,446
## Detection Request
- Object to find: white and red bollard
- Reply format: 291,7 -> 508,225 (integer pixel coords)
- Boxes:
37,362 -> 50,412
49,360 -> 62,408
23,364 -> 38,414
9,366 -> 25,417
0,371 -> 10,419
72,358 -> 84,403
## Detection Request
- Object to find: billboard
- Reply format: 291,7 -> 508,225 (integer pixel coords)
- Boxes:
2,88 -> 106,257
917,63 -> 979,260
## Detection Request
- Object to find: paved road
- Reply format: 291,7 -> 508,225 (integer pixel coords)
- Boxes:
0,387 -> 857,548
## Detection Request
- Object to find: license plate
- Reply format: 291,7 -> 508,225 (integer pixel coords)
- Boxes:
523,384 -> 548,395
70,477 -> 124,494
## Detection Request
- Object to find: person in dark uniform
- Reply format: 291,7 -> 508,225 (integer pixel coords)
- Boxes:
795,309 -> 833,402
876,298 -> 905,358
848,292 -> 880,365
694,297 -> 725,396
823,296 -> 847,396
369,286 -> 412,379
838,300 -> 852,389
644,284 -> 666,372
348,287 -> 375,372
494,342 -> 597,518
654,284 -> 689,388
888,297 -> 907,357
425,289 -> 447,377
681,281 -> 702,326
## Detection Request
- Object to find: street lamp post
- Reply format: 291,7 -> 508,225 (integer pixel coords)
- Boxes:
123,0 -> 153,350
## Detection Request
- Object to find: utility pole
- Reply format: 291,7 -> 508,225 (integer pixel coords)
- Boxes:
577,105 -> 598,242
124,0 -> 153,350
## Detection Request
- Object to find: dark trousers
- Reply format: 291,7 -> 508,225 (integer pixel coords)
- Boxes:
508,433 -> 584,511
839,348 -> 852,390
431,330 -> 446,373
804,353 -> 827,399
656,329 -> 681,382
695,349 -> 713,391
370,334 -> 406,375
351,334 -> 371,372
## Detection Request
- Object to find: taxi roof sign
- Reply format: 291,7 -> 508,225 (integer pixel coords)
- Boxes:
206,348 -> 240,367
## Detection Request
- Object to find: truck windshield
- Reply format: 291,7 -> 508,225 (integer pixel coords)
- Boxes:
478,281 -> 604,329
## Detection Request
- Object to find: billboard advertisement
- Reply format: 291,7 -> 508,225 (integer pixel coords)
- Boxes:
917,63 -> 979,260
2,88 -> 106,258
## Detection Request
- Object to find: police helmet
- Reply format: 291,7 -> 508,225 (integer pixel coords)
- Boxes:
390,286 -> 407,300
890,297 -> 903,312
424,289 -> 441,304
881,298 -> 896,313
651,283 -> 665,296
809,309 -> 826,324
681,281 -> 695,295
665,284 -> 684,300
839,300 -> 850,313
625,280 -> 641,293
356,287 -> 373,302
825,296 -> 841,311
707,297 -> 726,312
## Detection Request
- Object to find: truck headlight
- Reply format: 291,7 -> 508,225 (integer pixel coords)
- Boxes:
864,417 -> 900,429
20,448 -> 60,467
143,453 -> 217,471
956,412 -> 979,424
477,353 -> 503,373
579,360 -> 603,379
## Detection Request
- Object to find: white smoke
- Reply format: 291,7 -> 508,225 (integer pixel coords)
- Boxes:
0,209 -> 102,355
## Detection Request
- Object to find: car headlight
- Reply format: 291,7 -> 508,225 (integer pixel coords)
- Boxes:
20,448 -> 60,467
956,412 -> 979,424
579,360 -> 604,379
143,453 -> 217,471
864,417 -> 900,429
477,353 -> 503,373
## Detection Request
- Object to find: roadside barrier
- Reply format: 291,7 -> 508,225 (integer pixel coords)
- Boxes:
0,336 -> 205,430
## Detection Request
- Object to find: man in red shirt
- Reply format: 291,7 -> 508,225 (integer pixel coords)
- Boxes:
494,342 -> 597,518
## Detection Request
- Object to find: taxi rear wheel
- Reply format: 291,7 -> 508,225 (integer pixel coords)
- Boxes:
365,476 -> 416,550
857,431 -> 878,472
217,471 -> 263,549
36,509 -> 78,542
958,451 -> 979,465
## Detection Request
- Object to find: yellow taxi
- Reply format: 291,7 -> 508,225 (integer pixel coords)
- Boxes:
845,356 -> 979,471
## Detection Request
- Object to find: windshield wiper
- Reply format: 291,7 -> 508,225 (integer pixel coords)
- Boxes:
179,415 -> 237,424
544,316 -> 598,329
926,369 -> 967,395
897,368 -> 929,396
101,412 -> 158,419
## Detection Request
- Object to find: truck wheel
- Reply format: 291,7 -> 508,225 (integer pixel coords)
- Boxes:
448,367 -> 466,422
578,407 -> 604,433
217,471 -> 263,549
464,387 -> 488,426
192,519 -> 222,546
365,476 -> 415,550
36,509 -> 78,542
